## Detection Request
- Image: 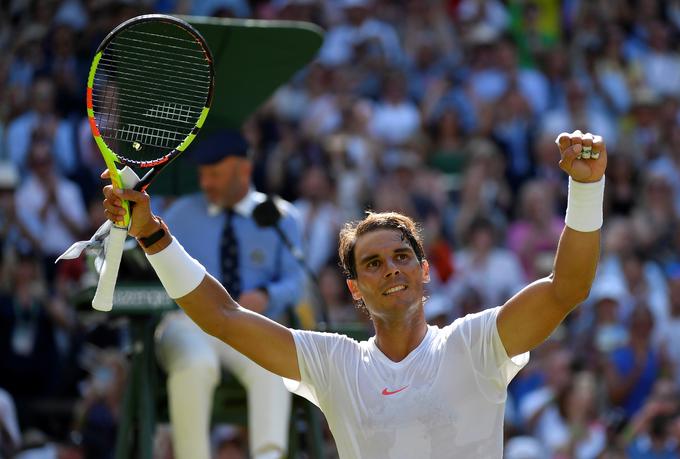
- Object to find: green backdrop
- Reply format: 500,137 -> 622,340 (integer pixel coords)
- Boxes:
150,16 -> 324,195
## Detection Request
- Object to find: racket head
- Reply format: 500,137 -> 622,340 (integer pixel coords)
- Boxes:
86,14 -> 215,221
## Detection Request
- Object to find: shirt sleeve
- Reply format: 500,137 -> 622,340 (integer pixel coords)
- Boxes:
283,329 -> 356,407
454,306 -> 529,403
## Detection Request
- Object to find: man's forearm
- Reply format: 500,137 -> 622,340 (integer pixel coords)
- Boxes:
136,225 -> 300,379
551,226 -> 600,309
175,273 -> 240,338
550,176 -> 605,308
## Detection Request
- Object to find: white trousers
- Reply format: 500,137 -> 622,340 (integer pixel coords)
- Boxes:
155,312 -> 291,459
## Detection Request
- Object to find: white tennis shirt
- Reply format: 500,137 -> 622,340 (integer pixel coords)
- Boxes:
285,307 -> 529,458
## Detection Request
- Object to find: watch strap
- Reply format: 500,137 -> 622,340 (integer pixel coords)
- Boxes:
138,218 -> 168,248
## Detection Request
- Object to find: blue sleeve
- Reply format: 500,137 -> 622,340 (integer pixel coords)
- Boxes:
265,207 -> 305,319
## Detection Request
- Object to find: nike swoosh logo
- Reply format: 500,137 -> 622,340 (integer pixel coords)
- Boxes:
382,386 -> 408,396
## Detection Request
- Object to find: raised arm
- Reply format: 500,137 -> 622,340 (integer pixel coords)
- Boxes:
497,130 -> 607,357
102,178 -> 301,381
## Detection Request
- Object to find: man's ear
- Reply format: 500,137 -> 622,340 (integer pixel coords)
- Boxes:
421,259 -> 431,284
346,278 -> 362,301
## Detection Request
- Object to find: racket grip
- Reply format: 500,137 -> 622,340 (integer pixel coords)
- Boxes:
92,225 -> 128,311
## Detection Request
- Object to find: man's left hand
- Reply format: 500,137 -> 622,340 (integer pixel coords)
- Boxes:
556,130 -> 607,183
237,290 -> 269,314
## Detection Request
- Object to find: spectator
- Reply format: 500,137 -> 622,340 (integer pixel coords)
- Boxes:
618,87 -> 663,163
6,24 -> 47,91
0,161 -> 39,258
649,125 -> 680,216
5,77 -> 77,177
299,64 -> 343,140
519,347 -> 574,455
625,378 -> 680,459
425,108 -> 468,176
457,0 -> 510,39
655,265 -> 680,388
507,179 -> 563,280
492,85 -> 535,189
446,214 -> 525,308
75,349 -> 127,459
637,20 -> 680,99
43,24 -> 83,118
583,278 -> 629,357
14,134 -> 88,281
0,251 -> 60,409
294,165 -> 342,274
325,99 -> 377,221
447,139 -> 512,243
631,171 -> 679,263
369,70 -> 421,151
402,0 -> 458,103
605,304 -> 668,420
318,0 -> 402,68
541,77 -> 618,147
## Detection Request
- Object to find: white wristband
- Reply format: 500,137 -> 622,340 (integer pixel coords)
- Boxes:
565,177 -> 605,232
146,237 -> 206,299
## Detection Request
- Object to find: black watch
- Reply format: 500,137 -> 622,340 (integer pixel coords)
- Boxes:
138,219 -> 167,248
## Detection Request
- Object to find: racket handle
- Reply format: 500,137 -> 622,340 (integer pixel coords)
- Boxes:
92,225 -> 128,311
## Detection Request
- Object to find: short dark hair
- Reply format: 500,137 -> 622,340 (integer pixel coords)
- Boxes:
338,211 -> 425,279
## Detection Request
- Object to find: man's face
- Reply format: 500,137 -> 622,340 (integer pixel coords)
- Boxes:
198,156 -> 251,208
347,229 -> 429,321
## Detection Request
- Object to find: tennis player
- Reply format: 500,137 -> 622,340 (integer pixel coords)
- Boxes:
102,129 -> 606,458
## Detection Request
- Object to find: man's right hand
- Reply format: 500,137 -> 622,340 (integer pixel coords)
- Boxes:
101,169 -> 160,239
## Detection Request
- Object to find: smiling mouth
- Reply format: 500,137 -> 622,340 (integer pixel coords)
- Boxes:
383,285 -> 407,295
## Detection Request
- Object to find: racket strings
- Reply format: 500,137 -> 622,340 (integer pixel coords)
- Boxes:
92,78 -> 207,105
90,97 -> 201,125
110,36 -> 209,61
91,22 -> 211,162
93,65 -> 210,96
103,45 -> 210,72
120,28 -> 211,46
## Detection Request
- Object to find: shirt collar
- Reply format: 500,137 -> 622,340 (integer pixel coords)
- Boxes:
207,188 -> 260,217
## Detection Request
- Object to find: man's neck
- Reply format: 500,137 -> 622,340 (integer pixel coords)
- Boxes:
372,311 -> 428,363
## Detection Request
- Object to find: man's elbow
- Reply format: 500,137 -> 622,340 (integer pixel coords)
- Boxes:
196,312 -> 226,338
567,288 -> 591,308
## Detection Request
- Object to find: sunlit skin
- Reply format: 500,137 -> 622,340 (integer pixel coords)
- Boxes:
346,229 -> 431,362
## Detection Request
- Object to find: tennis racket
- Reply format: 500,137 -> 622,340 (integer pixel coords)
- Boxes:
87,14 -> 215,311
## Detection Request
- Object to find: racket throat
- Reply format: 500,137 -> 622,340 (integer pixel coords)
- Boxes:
135,168 -> 157,192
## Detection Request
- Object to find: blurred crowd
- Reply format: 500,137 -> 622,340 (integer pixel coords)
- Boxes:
2,0 -> 680,457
